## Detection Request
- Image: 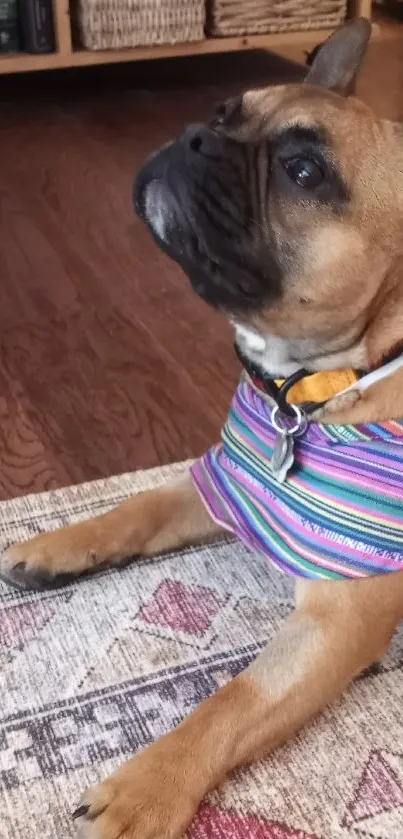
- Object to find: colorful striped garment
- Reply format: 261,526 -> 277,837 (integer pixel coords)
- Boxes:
190,376 -> 403,580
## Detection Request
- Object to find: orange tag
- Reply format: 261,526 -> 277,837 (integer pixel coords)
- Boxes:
274,368 -> 358,405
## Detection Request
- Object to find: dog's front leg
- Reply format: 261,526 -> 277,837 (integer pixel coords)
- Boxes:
74,572 -> 403,839
0,473 -> 222,589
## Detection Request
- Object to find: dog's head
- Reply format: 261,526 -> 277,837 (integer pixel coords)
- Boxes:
135,21 -> 403,376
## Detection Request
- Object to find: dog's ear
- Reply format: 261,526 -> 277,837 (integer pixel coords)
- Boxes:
305,18 -> 371,94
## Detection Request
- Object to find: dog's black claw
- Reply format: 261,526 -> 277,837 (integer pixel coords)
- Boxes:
72,804 -> 90,820
0,564 -> 77,591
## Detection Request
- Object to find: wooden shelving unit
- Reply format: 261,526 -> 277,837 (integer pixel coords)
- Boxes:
0,0 -> 373,75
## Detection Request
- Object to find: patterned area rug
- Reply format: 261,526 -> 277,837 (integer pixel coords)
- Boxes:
1,462 -> 403,839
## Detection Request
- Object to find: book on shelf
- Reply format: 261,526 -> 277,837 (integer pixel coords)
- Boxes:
0,0 -> 19,52
19,0 -> 55,53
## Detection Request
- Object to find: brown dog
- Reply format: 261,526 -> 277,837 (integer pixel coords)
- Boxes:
2,18 -> 403,839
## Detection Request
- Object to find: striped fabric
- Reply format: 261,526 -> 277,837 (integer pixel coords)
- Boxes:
190,376 -> 403,580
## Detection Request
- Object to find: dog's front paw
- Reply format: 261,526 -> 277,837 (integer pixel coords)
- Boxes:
0,521 -> 114,590
73,746 -> 199,839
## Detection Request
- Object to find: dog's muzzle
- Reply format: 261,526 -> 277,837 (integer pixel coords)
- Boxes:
135,124 -> 222,247
134,124 -> 279,312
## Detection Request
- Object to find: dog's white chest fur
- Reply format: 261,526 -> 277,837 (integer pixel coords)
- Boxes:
234,324 -> 305,377
233,323 -> 368,378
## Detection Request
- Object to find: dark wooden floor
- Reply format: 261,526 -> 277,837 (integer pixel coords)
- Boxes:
0,31 -> 402,499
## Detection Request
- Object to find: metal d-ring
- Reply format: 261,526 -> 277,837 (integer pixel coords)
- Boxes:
271,403 -> 307,436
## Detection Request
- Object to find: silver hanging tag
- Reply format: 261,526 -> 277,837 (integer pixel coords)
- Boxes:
271,432 -> 295,483
270,404 -> 307,483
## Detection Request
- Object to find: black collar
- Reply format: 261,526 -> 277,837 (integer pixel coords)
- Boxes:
235,340 -> 403,417
235,342 -> 324,416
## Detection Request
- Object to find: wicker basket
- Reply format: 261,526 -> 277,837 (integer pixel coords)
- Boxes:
207,0 -> 347,37
74,0 -> 205,50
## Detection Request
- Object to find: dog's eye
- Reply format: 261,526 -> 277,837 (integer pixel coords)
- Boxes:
282,156 -> 324,189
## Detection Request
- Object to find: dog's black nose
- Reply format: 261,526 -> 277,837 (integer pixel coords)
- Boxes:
180,123 -> 222,156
